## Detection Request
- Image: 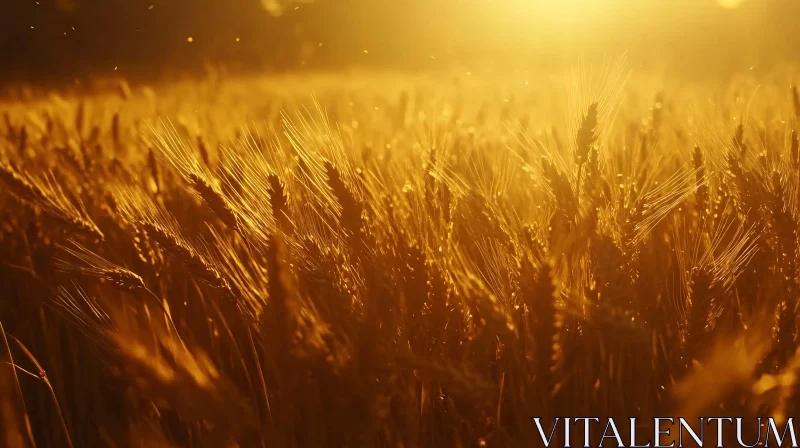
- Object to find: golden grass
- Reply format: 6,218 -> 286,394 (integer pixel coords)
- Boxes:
0,67 -> 799,446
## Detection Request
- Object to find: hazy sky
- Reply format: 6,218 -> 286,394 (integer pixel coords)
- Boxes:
1,0 -> 796,81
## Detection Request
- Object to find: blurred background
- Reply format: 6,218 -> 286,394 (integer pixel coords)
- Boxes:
1,0 -> 798,83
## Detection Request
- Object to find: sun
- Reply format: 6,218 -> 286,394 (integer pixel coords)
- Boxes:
717,0 -> 745,8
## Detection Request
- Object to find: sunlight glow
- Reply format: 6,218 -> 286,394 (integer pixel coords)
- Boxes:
717,0 -> 745,8
492,0 -> 619,26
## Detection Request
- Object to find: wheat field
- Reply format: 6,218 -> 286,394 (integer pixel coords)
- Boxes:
1,64 -> 800,446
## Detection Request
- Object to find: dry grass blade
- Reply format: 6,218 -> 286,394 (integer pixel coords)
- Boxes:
140,221 -> 236,299
575,102 -> 598,167
10,338 -> 73,448
55,240 -> 145,291
187,172 -> 240,230
268,173 -> 292,234
0,162 -> 48,203
0,162 -> 104,240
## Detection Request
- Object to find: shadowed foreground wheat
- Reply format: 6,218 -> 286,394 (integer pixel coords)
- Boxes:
1,69 -> 800,446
